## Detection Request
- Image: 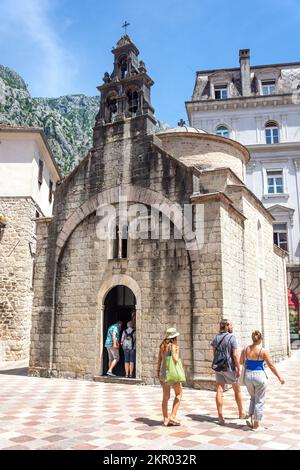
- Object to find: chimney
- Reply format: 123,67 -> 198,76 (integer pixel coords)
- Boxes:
239,49 -> 251,96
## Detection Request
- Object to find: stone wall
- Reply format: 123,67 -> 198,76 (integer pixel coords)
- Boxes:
221,188 -> 289,359
0,197 -> 36,360
49,211 -> 193,383
29,116 -> 289,387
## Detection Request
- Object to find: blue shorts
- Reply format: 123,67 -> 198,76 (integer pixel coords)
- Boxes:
124,349 -> 136,363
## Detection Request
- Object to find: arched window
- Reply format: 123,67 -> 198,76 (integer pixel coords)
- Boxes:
106,93 -> 117,123
127,90 -> 139,116
216,125 -> 230,138
119,56 -> 128,79
112,225 -> 128,259
265,121 -> 279,144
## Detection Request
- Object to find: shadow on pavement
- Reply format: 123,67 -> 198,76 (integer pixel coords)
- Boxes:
0,367 -> 28,376
187,414 -> 250,430
135,417 -> 163,427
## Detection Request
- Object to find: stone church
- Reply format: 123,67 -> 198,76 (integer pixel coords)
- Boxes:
29,35 -> 290,388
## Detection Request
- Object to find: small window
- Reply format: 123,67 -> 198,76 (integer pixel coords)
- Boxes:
38,159 -> 44,186
214,85 -> 228,100
49,180 -> 53,203
273,223 -> 288,251
216,125 -> 230,138
106,93 -> 118,123
113,225 -> 128,259
127,90 -> 139,116
267,169 -> 284,194
265,121 -> 279,144
262,80 -> 276,96
119,57 -> 128,79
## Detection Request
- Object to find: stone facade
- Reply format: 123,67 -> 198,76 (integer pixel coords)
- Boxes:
0,127 -> 61,361
0,197 -> 36,360
186,50 -> 300,345
29,36 -> 290,388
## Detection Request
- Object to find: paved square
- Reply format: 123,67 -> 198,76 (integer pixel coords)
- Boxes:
0,352 -> 299,450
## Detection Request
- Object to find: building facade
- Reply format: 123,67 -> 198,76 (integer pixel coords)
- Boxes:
0,126 -> 61,361
29,37 -> 289,387
186,50 -> 300,345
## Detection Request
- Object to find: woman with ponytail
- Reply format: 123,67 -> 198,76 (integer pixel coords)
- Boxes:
240,330 -> 285,430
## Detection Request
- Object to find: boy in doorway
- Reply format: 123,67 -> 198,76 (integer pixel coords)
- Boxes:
105,320 -> 122,376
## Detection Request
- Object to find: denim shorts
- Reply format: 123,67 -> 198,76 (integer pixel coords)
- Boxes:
124,349 -> 136,363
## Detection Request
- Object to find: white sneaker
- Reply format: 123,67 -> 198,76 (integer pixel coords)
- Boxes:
107,371 -> 116,377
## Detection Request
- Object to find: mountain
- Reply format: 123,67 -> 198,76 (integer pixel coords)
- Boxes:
0,65 -> 170,176
0,65 -> 99,175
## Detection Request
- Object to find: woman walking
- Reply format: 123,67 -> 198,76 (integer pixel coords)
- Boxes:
240,330 -> 285,430
156,327 -> 183,427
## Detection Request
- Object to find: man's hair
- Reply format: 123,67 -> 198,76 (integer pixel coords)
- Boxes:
219,319 -> 231,333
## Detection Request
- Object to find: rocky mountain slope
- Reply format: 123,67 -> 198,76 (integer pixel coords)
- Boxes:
0,65 -> 169,176
0,65 -> 99,175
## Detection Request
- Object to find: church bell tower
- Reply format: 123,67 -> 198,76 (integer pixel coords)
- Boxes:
95,35 -> 156,134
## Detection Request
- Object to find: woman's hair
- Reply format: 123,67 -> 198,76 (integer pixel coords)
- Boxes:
252,330 -> 263,345
219,319 -> 231,333
127,321 -> 133,328
159,337 -> 177,354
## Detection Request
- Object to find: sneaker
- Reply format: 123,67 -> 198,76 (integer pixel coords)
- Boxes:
107,371 -> 116,377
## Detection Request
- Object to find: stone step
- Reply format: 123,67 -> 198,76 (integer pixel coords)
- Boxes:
94,375 -> 142,385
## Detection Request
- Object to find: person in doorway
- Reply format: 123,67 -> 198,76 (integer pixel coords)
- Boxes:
156,327 -> 183,427
240,330 -> 285,430
121,321 -> 136,378
105,320 -> 122,377
211,319 -> 247,425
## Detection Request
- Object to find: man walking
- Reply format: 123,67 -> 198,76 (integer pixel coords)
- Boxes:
105,320 -> 122,377
211,319 -> 247,425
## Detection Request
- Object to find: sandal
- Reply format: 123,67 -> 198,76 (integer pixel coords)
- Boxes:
239,413 -> 249,419
218,417 -> 225,426
169,418 -> 181,426
163,418 -> 170,427
246,420 -> 254,430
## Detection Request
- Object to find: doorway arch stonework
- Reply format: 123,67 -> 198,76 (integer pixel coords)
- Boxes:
96,275 -> 142,377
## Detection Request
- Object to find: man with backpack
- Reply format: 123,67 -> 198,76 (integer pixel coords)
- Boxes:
211,319 -> 247,425
121,320 -> 136,378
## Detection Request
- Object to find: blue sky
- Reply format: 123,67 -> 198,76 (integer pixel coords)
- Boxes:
0,0 -> 300,125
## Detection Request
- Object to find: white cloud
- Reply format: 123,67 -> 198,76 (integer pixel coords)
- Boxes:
0,0 -> 77,96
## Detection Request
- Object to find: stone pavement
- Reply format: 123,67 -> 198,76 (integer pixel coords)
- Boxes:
0,352 -> 299,451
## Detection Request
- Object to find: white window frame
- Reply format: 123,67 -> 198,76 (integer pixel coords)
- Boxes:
273,222 -> 288,252
216,125 -> 230,138
266,169 -> 284,195
265,125 -> 279,144
262,165 -> 289,199
261,79 -> 276,96
214,84 -> 228,100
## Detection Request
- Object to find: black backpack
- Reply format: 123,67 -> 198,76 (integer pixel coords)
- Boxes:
211,333 -> 232,372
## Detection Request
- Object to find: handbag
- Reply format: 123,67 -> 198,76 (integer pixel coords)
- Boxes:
238,348 -> 247,386
239,365 -> 246,386
165,356 -> 186,384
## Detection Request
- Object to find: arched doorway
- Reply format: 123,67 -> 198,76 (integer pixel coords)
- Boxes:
103,285 -> 136,377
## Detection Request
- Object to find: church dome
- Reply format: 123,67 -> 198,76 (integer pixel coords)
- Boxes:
156,125 -> 207,135
155,124 -> 250,182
